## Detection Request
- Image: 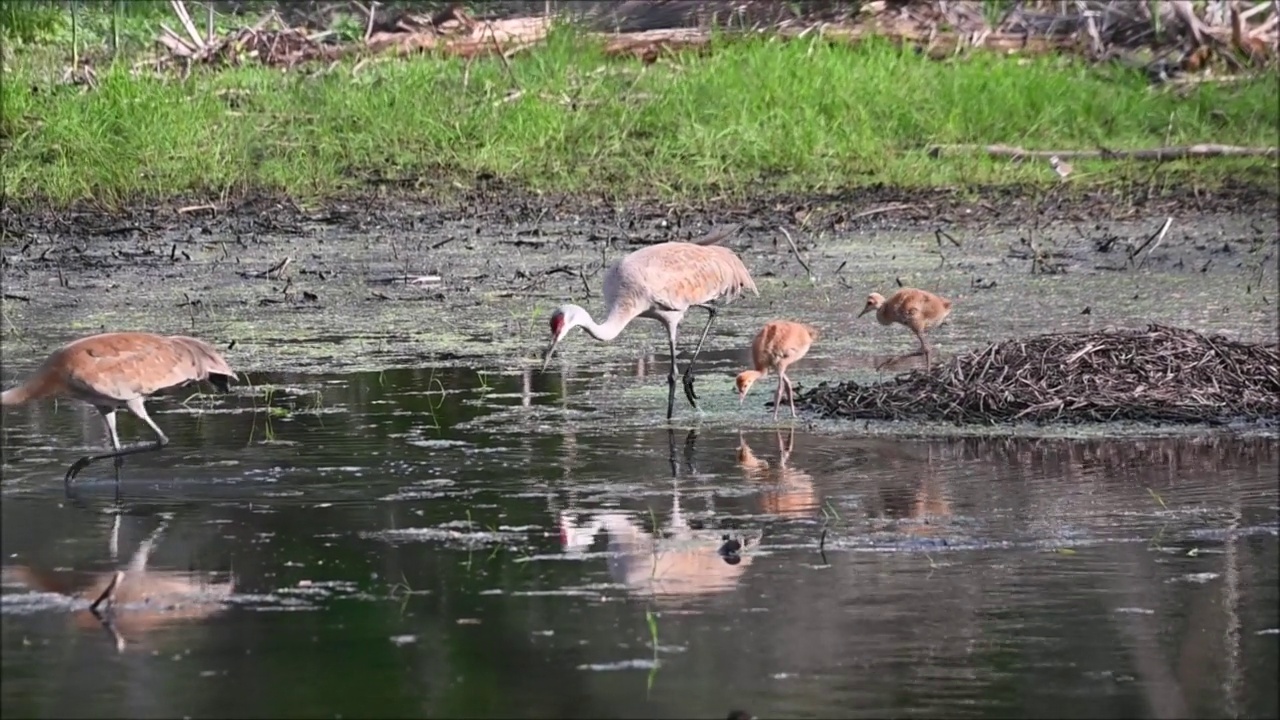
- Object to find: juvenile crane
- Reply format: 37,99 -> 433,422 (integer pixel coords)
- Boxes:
859,287 -> 953,370
541,225 -> 758,420
734,320 -> 817,420
1,332 -> 238,484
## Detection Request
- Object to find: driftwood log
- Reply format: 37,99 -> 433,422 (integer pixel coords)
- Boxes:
797,324 -> 1280,425
926,144 -> 1280,162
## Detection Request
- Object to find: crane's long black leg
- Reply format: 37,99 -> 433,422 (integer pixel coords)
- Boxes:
681,304 -> 719,408
92,609 -> 127,654
66,401 -> 170,486
666,324 -> 680,421
668,428 -> 679,477
89,570 -> 127,652
90,570 -> 123,615
683,428 -> 698,475
65,437 -> 168,485
915,327 -> 935,368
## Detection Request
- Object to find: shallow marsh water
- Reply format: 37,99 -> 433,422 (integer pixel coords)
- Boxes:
1,361 -> 1278,719
2,199 -> 1278,718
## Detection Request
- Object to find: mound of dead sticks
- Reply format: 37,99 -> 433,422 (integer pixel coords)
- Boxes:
798,324 -> 1280,426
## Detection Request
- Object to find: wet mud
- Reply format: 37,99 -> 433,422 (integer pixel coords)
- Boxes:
1,183 -> 1277,433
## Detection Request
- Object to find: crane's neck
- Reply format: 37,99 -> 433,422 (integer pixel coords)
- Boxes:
1,383 -> 38,407
578,308 -> 631,342
876,305 -> 894,326
1,370 -> 57,406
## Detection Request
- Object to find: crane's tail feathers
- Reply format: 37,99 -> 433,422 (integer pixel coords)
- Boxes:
695,224 -> 741,247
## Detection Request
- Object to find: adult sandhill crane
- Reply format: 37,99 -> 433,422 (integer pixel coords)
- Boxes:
541,224 -> 758,420
1,331 -> 238,485
734,320 -> 817,420
859,288 -> 953,370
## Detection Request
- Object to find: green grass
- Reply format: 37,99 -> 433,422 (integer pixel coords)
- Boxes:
2,12 -> 1278,207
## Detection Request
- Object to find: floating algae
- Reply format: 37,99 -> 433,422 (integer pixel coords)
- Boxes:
799,324 -> 1280,425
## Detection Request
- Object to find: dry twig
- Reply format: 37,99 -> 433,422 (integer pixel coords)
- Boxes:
778,227 -> 815,281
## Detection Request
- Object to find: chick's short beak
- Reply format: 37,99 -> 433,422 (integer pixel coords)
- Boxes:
857,305 -> 872,318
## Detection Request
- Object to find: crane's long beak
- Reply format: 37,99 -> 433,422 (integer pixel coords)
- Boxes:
540,339 -> 560,372
857,305 -> 873,318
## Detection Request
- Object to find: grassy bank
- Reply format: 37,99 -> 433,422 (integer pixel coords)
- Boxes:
2,15 -> 1278,207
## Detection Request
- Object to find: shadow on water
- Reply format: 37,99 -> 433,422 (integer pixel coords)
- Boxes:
1,363 -> 1278,719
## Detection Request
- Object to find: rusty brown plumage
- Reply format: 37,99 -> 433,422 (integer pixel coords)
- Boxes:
736,429 -> 816,519
735,320 -> 816,420
542,224 -> 758,420
2,331 -> 238,484
859,287 -> 953,369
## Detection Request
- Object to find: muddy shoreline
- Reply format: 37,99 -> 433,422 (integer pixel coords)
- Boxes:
1,183 -> 1277,394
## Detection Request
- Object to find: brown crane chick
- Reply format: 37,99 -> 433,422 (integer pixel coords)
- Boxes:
859,288 -> 953,370
1,331 -> 238,484
735,321 -> 817,420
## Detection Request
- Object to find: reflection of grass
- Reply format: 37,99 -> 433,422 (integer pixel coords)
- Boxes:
178,383 -> 222,436
645,607 -> 661,695
647,505 -> 662,581
389,571 -> 430,617
421,371 -> 449,433
818,499 -> 841,556
246,382 -> 287,443
641,510 -> 664,694
302,389 -> 326,427
1146,486 -> 1169,511
1146,486 -> 1172,549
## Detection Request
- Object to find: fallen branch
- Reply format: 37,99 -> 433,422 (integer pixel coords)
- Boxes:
778,227 -> 815,281
169,0 -> 206,54
1132,216 -> 1173,270
849,203 -> 916,221
926,143 -> 1280,161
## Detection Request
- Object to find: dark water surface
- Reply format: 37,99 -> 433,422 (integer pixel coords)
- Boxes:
2,364 -> 1278,720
